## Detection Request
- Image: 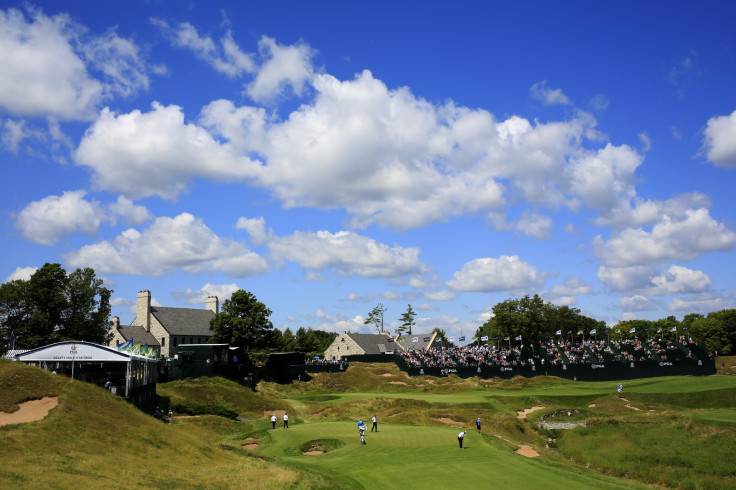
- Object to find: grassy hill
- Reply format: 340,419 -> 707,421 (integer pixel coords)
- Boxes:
2,359 -> 735,488
0,360 -> 333,488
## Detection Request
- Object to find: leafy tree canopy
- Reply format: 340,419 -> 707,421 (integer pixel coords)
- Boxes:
474,294 -> 604,352
0,263 -> 112,350
209,290 -> 275,352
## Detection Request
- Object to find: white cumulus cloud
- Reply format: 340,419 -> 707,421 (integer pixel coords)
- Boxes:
246,36 -> 315,102
0,7 -> 148,121
172,282 -> 241,305
4,266 -> 37,282
702,109 -> 736,167
74,103 -> 257,199
64,212 -> 268,277
267,229 -> 430,278
447,255 -> 547,292
593,208 -> 736,267
15,190 -> 109,245
530,81 -> 571,106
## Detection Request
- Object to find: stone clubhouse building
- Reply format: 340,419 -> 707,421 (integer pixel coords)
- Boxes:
108,290 -> 218,358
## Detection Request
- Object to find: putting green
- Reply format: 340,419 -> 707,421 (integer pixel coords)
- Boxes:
258,422 -> 644,489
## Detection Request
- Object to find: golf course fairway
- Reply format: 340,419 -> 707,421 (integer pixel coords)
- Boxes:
257,421 -> 644,489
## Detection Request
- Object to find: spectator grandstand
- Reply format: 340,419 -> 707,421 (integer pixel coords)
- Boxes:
395,337 -> 714,381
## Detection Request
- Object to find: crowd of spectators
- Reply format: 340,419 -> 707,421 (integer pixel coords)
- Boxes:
397,337 -> 708,371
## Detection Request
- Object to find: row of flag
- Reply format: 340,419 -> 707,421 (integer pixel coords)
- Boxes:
116,339 -> 156,357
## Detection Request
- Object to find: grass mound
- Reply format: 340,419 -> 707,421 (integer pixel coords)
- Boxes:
3,359 -> 735,488
158,376 -> 292,420
0,360 -> 331,488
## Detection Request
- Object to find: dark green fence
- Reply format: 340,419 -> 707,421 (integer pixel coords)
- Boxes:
394,357 -> 716,381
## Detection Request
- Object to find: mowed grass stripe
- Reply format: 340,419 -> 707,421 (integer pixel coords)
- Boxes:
260,422 -> 644,489
298,374 -> 736,406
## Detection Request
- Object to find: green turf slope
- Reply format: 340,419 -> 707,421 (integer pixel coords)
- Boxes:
258,421 -> 644,489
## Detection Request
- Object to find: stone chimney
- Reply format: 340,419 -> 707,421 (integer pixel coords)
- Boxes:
206,296 -> 219,314
137,290 -> 151,331
111,316 -> 120,328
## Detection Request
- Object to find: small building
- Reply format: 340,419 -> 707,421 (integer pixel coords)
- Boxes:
108,290 -> 218,358
323,332 -> 395,360
11,341 -> 157,408
161,344 -> 253,387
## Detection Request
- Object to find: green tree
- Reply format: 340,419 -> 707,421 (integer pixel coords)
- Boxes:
28,263 -> 67,346
364,303 -> 387,334
0,279 -> 30,349
398,304 -> 417,336
690,309 -> 736,355
62,268 -> 112,344
480,294 -> 547,351
0,263 -> 113,350
209,290 -> 274,352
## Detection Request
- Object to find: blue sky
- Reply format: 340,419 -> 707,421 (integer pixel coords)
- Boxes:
2,1 -> 736,342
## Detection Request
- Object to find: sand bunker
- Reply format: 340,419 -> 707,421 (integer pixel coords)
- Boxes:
515,445 -> 540,458
380,373 -> 394,377
388,381 -> 407,385
0,397 -> 59,427
242,437 -> 259,450
517,406 -> 544,419
302,442 -> 326,455
619,397 -> 641,411
433,417 -> 465,426
588,403 -> 596,408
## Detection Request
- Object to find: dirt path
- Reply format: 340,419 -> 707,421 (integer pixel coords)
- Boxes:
0,397 -> 59,426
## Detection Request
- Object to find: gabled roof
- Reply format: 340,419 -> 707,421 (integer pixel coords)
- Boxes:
116,324 -> 159,347
345,333 -> 394,355
151,306 -> 215,336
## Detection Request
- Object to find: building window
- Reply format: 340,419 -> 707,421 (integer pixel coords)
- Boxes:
173,337 -> 178,346
161,337 -> 166,347
190,337 -> 194,344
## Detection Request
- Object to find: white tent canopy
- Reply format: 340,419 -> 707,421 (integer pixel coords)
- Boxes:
13,341 -> 157,399
14,341 -> 150,362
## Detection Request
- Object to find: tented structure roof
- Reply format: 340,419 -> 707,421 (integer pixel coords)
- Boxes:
13,341 -> 153,362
